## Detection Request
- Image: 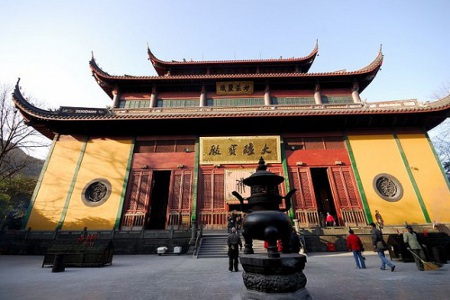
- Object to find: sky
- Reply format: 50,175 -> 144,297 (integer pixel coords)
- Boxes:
1,0 -> 449,158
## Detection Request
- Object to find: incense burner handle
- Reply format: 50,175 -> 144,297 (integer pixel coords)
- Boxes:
232,191 -> 246,212
281,189 -> 296,212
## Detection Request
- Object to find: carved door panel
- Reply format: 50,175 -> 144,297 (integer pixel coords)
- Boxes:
167,170 -> 193,229
121,170 -> 152,230
327,166 -> 366,226
198,169 -> 226,229
289,167 -> 319,226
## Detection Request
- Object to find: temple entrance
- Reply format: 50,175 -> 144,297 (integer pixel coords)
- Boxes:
310,168 -> 337,226
148,171 -> 171,229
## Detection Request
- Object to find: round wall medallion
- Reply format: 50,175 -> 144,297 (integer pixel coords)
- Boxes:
81,179 -> 112,207
373,173 -> 403,202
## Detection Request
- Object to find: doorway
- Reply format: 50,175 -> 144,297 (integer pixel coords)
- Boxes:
148,171 -> 171,229
310,168 -> 337,226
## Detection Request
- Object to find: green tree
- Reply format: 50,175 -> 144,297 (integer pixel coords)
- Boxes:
0,175 -> 36,229
1,82 -> 46,229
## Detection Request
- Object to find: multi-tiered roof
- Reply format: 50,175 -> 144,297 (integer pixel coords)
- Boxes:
12,43 -> 450,139
90,42 -> 381,99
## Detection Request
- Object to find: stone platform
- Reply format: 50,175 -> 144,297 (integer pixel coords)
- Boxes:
0,252 -> 449,299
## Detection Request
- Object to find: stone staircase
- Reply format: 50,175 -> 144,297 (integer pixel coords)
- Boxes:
195,224 -> 447,256
195,232 -> 266,258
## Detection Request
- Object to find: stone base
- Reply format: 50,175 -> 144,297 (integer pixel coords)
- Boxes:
239,253 -> 308,294
241,287 -> 312,300
242,271 -> 307,293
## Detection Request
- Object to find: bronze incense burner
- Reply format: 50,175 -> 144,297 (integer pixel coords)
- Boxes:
232,157 -> 296,258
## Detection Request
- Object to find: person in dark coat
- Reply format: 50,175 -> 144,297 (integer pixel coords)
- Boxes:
227,227 -> 242,272
370,222 -> 395,271
290,231 -> 301,253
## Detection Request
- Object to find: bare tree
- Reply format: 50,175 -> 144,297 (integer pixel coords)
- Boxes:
429,118 -> 450,174
0,82 -> 49,180
429,82 -> 450,174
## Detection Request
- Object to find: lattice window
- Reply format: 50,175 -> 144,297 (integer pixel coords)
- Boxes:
171,173 -> 182,209
300,170 -> 314,208
343,170 -> 359,207
156,99 -> 199,107
119,100 -> 151,109
167,171 -> 192,210
207,98 -> 264,107
284,138 -> 305,150
135,140 -> 195,153
198,171 -> 225,211
329,166 -> 361,209
272,97 -> 315,105
155,140 -> 176,153
134,141 -> 155,153
125,173 -> 139,211
175,140 -> 195,152
214,173 -> 225,209
304,137 -> 324,150
199,173 -> 212,210
321,96 -> 353,104
181,172 -> 192,210
331,168 -> 348,207
121,171 -> 152,229
324,137 -> 345,149
124,171 -> 152,213
137,173 -> 150,210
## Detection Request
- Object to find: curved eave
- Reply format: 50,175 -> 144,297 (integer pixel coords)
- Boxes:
90,52 -> 381,93
89,56 -> 115,99
11,80 -> 59,139
356,49 -> 383,76
147,42 -> 319,76
12,82 -> 450,137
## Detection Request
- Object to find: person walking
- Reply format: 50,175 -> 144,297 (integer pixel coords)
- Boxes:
227,227 -> 242,272
403,225 -> 426,271
370,222 -> 395,271
346,229 -> 366,269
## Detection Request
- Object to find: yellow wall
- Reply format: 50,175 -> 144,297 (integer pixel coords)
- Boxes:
26,135 -> 133,230
348,131 -> 450,225
62,137 -> 133,230
26,136 -> 85,230
397,133 -> 450,223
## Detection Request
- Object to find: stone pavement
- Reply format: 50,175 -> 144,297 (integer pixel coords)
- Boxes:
0,252 -> 448,300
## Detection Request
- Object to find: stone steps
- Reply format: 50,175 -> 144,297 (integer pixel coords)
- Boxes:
196,234 -> 266,258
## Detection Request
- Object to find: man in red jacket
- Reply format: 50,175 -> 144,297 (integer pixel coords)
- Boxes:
346,229 -> 366,269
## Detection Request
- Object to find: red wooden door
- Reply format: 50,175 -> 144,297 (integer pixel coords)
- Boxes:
121,170 -> 152,230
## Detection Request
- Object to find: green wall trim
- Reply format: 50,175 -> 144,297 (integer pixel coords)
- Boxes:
424,129 -> 450,191
344,133 -> 373,224
57,136 -> 88,230
21,135 -> 59,230
280,137 -> 295,219
191,137 -> 200,221
393,131 -> 431,223
114,137 -> 136,229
